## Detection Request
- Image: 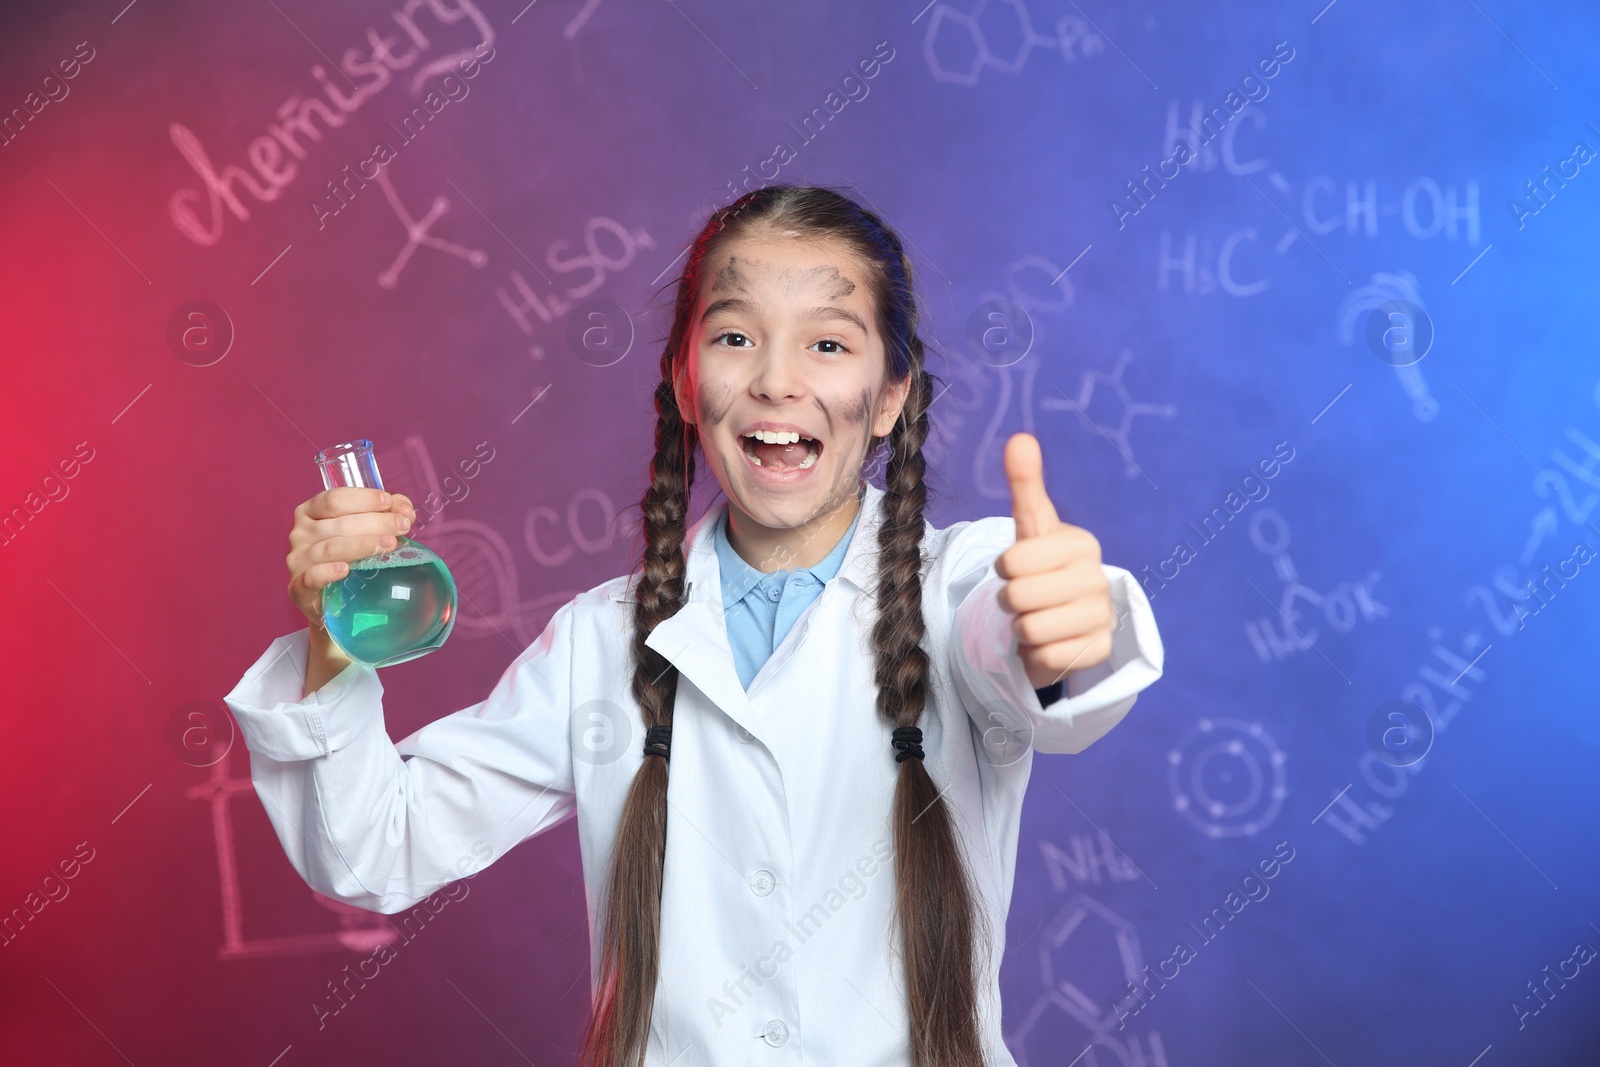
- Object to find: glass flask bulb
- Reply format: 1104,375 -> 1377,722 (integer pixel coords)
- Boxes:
314,439 -> 458,667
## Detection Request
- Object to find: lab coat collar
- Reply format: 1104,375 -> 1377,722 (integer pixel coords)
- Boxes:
608,478 -> 884,607
613,479 -> 887,738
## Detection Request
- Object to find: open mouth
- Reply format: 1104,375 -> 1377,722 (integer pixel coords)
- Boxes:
738,429 -> 822,471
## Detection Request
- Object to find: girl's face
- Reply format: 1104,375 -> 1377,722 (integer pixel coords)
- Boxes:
676,231 -> 909,551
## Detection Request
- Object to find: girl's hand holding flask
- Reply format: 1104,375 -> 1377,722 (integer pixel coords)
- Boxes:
285,440 -> 458,695
286,485 -> 417,626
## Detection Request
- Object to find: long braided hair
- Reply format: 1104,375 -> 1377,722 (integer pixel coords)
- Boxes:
578,185 -> 990,1067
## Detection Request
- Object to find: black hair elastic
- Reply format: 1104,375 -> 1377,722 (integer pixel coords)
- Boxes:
891,726 -> 925,764
643,724 -> 672,760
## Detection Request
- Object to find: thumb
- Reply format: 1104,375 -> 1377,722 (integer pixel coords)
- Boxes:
1005,432 -> 1061,540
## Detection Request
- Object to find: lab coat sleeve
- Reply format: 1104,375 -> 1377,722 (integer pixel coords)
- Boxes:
221,600 -> 579,914
945,516 -> 1165,755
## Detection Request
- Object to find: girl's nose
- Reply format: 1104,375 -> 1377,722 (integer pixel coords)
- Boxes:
751,352 -> 806,401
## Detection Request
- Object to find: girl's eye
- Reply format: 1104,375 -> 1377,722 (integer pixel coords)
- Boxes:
709,331 -> 849,354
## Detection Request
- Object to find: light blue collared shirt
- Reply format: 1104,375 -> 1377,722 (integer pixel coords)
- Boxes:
715,498 -> 863,690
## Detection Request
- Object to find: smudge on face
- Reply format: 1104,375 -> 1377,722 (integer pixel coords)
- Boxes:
799,264 -> 856,301
698,379 -> 735,426
711,254 -> 858,306
847,387 -> 873,425
710,256 -> 746,295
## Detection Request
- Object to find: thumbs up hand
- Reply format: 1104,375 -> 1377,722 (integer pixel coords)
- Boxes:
994,433 -> 1115,689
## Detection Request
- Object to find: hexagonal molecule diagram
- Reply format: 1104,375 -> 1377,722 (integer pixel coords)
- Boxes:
1008,893 -> 1170,1066
1039,349 -> 1176,480
922,0 -> 1106,86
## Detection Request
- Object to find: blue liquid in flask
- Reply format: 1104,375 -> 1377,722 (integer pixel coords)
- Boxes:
323,540 -> 456,667
314,439 -> 458,668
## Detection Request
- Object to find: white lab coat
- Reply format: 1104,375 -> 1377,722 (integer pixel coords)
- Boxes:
223,480 -> 1164,1066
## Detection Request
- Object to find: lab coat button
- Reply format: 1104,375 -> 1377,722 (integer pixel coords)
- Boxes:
761,1019 -> 789,1046
747,869 -> 776,896
736,725 -> 755,744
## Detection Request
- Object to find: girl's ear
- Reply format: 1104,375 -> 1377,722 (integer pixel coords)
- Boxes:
872,371 -> 912,438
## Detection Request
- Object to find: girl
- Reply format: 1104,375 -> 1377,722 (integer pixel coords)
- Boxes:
225,185 -> 1163,1066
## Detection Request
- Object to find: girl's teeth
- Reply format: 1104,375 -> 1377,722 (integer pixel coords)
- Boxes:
741,444 -> 818,470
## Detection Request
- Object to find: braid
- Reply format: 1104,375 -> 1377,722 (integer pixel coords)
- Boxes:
631,375 -> 697,716
872,361 -> 932,712
875,348 -> 992,1067
578,365 -> 697,1067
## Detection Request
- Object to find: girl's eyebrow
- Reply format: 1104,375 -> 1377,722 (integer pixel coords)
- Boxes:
701,296 -> 869,335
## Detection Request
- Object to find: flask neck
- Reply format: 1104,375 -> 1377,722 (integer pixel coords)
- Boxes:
315,440 -> 385,491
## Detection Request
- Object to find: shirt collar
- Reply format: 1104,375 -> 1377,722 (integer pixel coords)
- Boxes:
713,488 -> 864,607
695,480 -> 887,609
608,480 -> 900,606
